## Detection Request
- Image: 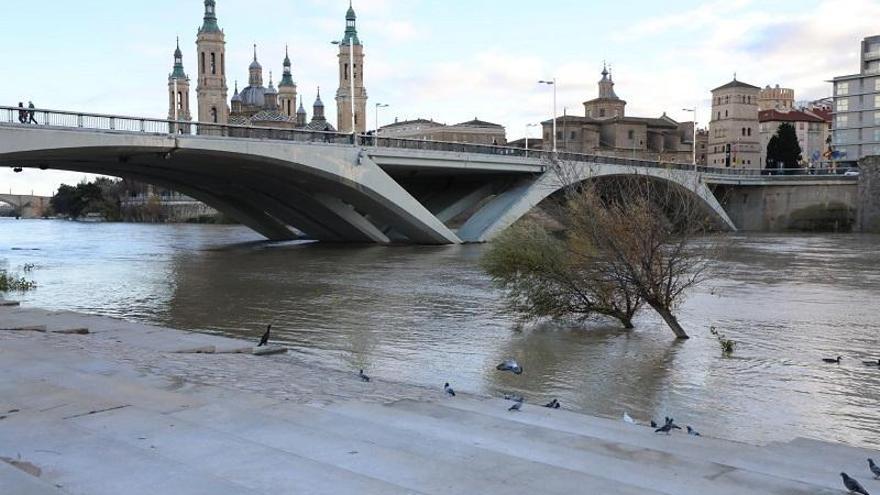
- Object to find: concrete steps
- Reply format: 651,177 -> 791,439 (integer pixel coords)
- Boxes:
0,459 -> 65,495
320,398 -> 841,495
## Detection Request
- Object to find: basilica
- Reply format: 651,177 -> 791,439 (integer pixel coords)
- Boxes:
167,0 -> 367,133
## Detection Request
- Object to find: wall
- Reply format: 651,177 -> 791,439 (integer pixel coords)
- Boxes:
714,183 -> 858,232
858,155 -> 880,232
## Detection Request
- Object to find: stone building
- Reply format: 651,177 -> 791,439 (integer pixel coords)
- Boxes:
707,78 -> 761,169
759,109 -> 827,169
171,1 -> 360,133
540,66 -> 695,163
831,34 -> 880,167
759,85 -> 795,111
379,118 -> 507,145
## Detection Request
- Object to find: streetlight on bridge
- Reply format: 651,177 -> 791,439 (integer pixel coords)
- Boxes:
538,79 -> 558,154
374,103 -> 389,147
525,123 -> 539,158
682,107 -> 698,171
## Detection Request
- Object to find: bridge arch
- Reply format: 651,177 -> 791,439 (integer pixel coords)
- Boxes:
0,125 -> 461,244
456,162 -> 736,243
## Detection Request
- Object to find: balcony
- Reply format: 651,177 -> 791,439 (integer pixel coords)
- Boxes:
865,49 -> 880,61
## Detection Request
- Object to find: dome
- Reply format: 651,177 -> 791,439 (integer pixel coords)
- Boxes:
239,86 -> 266,107
249,58 -> 262,71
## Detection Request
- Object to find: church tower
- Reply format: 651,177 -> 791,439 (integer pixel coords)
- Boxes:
168,38 -> 192,123
278,46 -> 298,118
583,64 -> 627,119
196,0 -> 229,124
335,2 -> 367,133
296,97 -> 307,127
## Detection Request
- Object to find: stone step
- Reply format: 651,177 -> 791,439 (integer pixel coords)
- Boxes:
437,396 -> 851,490
323,399 -> 840,495
762,437 -> 880,488
172,401 -> 656,495
0,458 -> 65,495
70,405 -> 425,495
0,417 -> 264,495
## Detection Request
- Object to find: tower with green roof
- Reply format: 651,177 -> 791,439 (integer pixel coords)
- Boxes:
196,0 -> 229,125
278,45 -> 298,118
336,1 -> 368,134
168,37 -> 192,123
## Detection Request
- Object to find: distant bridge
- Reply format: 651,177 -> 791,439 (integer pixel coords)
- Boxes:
0,106 -> 854,243
0,193 -> 50,218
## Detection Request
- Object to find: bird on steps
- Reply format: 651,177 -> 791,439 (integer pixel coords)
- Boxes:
508,398 -> 523,412
496,359 -> 524,375
544,399 -> 560,409
655,417 -> 681,435
687,426 -> 701,436
358,369 -> 370,382
823,356 -> 842,364
863,359 -> 880,367
444,383 -> 456,397
623,412 -> 636,424
841,472 -> 871,495
868,459 -> 880,479
650,420 -> 658,428
258,324 -> 271,347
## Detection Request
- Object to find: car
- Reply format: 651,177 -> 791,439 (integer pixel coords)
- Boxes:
843,170 -> 860,177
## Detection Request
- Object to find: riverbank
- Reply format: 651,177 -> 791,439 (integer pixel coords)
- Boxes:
0,304 -> 875,494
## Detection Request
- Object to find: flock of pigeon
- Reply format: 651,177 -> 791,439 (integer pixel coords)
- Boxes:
257,325 -> 879,494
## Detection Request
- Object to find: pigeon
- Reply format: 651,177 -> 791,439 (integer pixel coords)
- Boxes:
841,472 -> 870,495
508,399 -> 523,412
650,420 -> 658,428
258,324 -> 271,347
863,360 -> 880,367
544,399 -> 560,409
823,356 -> 842,364
496,359 -> 524,375
504,394 -> 524,402
444,383 -> 456,397
655,417 -> 681,435
623,412 -> 636,424
687,426 -> 701,436
666,417 -> 682,430
358,369 -> 370,382
869,459 -> 880,479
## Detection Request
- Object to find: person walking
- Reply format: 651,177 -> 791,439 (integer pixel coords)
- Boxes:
27,101 -> 38,124
17,102 -> 26,123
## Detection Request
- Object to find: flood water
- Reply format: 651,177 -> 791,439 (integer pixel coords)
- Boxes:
1,218 -> 879,449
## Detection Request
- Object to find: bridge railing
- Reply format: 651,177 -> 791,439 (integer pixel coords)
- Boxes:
0,105 -> 860,178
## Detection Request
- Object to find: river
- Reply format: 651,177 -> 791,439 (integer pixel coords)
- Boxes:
1,218 -> 879,449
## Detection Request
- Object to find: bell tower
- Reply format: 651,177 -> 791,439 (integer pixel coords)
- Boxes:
336,2 -> 367,133
278,46 -> 298,118
196,0 -> 229,124
168,38 -> 192,123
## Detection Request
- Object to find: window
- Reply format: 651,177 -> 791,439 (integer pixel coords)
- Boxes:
875,111 -> 880,125
875,95 -> 880,108
344,64 -> 349,80
177,91 -> 183,110
210,53 -> 216,75
799,122 -> 805,130
210,107 -> 218,123
748,127 -> 752,136
836,115 -> 848,128
875,78 -> 880,91
717,112 -> 721,120
742,127 -> 746,136
837,82 -> 849,96
725,110 -> 729,118
628,129 -> 635,140
221,54 -> 225,75
837,98 -> 849,112
599,108 -> 606,117
570,131 -> 576,140
556,131 -> 562,140
200,52 -> 205,74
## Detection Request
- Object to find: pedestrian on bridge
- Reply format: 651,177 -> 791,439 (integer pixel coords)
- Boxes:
27,101 -> 38,124
17,102 -> 26,124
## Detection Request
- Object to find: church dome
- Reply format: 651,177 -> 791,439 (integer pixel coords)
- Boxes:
239,85 -> 266,107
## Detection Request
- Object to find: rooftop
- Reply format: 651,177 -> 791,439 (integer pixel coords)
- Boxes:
713,79 -> 761,92
759,109 -> 827,124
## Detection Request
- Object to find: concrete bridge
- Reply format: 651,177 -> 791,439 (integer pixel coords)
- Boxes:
2,106 -> 852,244
0,193 -> 50,219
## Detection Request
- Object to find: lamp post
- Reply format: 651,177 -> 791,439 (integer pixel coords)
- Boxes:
682,107 -> 697,171
525,123 -> 539,158
538,79 -> 557,154
374,103 -> 388,147
332,40 -> 357,145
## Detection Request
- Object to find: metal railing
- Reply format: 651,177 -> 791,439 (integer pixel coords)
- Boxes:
0,105 -> 862,179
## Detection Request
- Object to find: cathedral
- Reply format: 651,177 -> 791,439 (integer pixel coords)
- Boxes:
167,0 -> 367,133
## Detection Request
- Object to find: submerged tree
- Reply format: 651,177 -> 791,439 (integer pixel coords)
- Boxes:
483,163 -> 721,339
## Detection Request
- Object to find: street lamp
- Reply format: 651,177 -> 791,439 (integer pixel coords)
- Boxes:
538,79 -> 557,154
374,103 -> 389,147
525,123 -> 539,157
682,107 -> 697,170
332,40 -> 357,145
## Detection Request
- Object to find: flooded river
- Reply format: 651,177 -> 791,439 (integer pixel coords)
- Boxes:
2,218 -> 879,449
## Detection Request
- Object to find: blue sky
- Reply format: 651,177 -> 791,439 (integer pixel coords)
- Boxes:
2,0 -> 878,195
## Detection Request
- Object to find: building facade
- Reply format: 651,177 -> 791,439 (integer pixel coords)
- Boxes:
172,1 -> 360,133
759,85 -> 795,111
540,66 -> 695,163
831,35 -> 880,167
759,109 -> 828,169
379,118 -> 507,145
708,78 -> 761,169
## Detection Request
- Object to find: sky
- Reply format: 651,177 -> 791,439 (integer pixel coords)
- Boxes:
2,0 -> 879,196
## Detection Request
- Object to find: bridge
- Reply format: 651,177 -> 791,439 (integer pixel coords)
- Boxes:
0,192 -> 50,219
0,106 -> 856,244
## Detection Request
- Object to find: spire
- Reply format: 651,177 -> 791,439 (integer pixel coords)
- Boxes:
266,72 -> 276,94
314,87 -> 324,107
199,0 -> 221,33
170,37 -> 187,80
341,1 -> 361,46
297,96 -> 306,115
248,44 -> 263,87
598,63 -> 618,99
280,44 -> 295,87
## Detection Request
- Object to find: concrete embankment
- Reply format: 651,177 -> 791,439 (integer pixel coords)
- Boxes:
0,304 -> 875,494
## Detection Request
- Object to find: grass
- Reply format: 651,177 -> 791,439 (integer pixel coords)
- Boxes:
710,326 -> 736,356
0,270 -> 37,292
